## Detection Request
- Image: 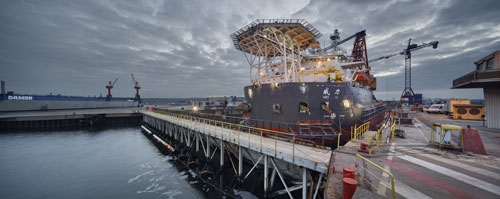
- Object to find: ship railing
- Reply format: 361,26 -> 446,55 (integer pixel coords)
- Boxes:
351,121 -> 370,141
148,109 -> 324,154
362,105 -> 386,122
355,154 -> 396,199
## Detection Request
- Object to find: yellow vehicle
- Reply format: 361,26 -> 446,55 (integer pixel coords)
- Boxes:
430,123 -> 463,151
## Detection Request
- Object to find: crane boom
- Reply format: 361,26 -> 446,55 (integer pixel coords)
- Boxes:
323,30 -> 366,52
111,78 -> 118,86
131,74 -> 137,86
369,41 -> 438,63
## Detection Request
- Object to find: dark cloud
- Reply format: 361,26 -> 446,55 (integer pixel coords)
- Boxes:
0,0 -> 498,99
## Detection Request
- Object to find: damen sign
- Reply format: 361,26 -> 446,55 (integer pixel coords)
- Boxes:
7,95 -> 33,100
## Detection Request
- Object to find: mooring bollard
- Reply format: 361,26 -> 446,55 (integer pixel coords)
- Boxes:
343,167 -> 355,179
343,177 -> 358,199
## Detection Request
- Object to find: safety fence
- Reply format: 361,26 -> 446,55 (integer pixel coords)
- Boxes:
351,121 -> 371,141
149,108 -> 339,147
375,114 -> 400,153
356,154 -> 395,199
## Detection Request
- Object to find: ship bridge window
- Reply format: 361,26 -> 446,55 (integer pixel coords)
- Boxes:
299,102 -> 309,114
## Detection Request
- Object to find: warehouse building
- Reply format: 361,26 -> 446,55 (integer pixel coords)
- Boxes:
452,51 -> 500,129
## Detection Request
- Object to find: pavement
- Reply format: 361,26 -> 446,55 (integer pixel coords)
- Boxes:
329,112 -> 500,199
413,112 -> 500,157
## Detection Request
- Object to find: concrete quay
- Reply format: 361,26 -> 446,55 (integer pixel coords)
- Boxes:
0,108 -> 143,131
328,112 -> 500,199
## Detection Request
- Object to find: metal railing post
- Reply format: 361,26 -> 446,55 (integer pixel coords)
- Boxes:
260,130 -> 263,152
337,130 -> 341,149
354,124 -> 357,140
292,135 -> 295,163
368,136 -> 371,157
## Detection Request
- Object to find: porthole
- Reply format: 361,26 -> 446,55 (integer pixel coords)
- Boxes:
272,103 -> 282,114
299,102 -> 309,114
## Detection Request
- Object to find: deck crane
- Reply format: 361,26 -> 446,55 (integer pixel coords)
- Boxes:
323,29 -> 367,53
105,78 -> 118,100
130,73 -> 141,102
323,29 -> 374,89
370,38 -> 439,105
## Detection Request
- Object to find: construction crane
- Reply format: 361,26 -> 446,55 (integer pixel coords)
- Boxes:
370,38 -> 438,105
105,78 -> 118,100
130,74 -> 141,102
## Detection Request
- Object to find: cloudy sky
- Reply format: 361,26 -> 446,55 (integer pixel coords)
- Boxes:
1,0 -> 499,99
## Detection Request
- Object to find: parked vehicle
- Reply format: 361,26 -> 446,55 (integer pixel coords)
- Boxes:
422,104 -> 430,112
427,104 -> 445,114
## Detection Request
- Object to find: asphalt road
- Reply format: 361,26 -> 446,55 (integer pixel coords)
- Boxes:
360,116 -> 500,199
413,112 -> 500,157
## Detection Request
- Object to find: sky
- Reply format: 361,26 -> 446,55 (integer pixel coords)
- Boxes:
1,0 -> 499,100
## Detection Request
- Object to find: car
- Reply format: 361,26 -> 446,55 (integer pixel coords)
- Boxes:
427,104 -> 445,114
422,104 -> 430,112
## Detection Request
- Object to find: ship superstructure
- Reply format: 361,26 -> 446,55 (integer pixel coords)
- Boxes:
231,19 -> 386,146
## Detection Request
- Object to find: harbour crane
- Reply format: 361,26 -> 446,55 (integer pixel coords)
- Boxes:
370,38 -> 439,105
130,74 -> 141,102
105,78 -> 118,100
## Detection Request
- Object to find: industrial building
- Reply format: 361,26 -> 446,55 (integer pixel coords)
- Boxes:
452,50 -> 500,129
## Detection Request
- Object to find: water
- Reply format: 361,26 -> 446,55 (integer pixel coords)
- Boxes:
0,127 -> 256,198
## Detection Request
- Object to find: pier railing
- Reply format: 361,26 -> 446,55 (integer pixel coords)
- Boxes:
152,108 -> 335,147
147,109 -> 330,154
356,154 -> 395,199
375,113 -> 400,152
351,121 -> 370,141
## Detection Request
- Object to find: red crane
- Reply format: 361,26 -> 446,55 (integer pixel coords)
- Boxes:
105,78 -> 118,100
130,74 -> 141,102
324,30 -> 375,90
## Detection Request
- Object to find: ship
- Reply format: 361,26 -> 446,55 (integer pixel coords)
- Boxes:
231,19 -> 386,147
0,94 -> 139,112
0,77 -> 141,112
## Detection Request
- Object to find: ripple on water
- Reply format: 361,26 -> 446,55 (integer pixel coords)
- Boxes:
128,170 -> 154,183
162,189 -> 183,198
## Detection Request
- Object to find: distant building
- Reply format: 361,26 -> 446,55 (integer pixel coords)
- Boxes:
452,51 -> 500,129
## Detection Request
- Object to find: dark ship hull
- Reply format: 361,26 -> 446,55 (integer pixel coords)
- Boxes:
244,82 -> 386,147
